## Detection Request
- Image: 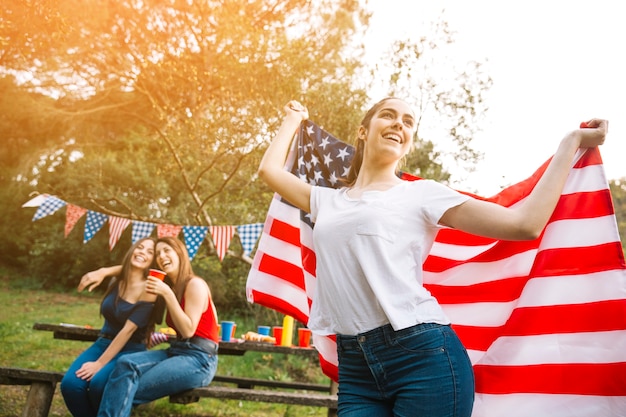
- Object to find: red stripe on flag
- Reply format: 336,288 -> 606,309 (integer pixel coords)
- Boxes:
551,190 -> 615,221
269,217 -> 301,247
455,299 -> 626,351
531,242 -> 626,276
246,290 -> 309,325
474,362 -> 626,395
257,253 -> 305,289
426,275 -> 529,304
301,243 -> 316,277
573,147 -> 603,168
424,240 -> 538,272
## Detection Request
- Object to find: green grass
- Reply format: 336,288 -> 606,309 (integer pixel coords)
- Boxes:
0,270 -> 331,417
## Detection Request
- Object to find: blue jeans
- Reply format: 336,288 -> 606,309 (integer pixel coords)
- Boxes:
97,340 -> 218,417
60,337 -> 146,417
336,323 -> 474,417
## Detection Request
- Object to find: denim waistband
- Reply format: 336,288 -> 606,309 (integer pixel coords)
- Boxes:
175,336 -> 219,355
336,322 -> 446,349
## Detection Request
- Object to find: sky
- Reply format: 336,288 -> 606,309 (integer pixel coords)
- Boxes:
363,0 -> 626,195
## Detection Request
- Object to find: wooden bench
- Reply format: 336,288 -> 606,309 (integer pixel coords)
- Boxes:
0,367 -> 64,417
170,374 -> 338,413
170,385 -> 338,409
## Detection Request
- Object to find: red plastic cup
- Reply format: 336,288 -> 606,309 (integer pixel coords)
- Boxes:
298,328 -> 312,348
148,269 -> 166,281
273,326 -> 283,346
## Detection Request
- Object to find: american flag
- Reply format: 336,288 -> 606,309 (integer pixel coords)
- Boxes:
246,121 -> 626,416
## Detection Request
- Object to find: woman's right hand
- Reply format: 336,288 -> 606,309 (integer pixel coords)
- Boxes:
284,100 -> 309,121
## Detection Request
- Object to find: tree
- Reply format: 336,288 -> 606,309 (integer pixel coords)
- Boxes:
609,178 -> 626,254
0,1 -> 494,303
1,0 -> 371,257
374,18 -> 493,185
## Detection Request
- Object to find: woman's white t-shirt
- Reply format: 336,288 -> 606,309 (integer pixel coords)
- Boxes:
308,180 -> 471,336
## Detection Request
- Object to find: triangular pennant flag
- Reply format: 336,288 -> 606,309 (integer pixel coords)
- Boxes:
65,204 -> 87,237
157,224 -> 183,238
22,194 -> 49,208
83,211 -> 108,244
182,225 -> 209,261
32,196 -> 66,221
131,221 -> 156,243
236,223 -> 264,256
210,225 -> 236,261
108,216 -> 131,251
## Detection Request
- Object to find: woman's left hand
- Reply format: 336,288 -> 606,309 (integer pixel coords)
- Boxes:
75,361 -> 103,381
578,118 -> 609,148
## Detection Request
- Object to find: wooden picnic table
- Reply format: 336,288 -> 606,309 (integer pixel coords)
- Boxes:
30,322 -> 338,416
32,322 -> 320,357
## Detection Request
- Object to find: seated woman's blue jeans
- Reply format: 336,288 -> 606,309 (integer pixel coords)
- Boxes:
60,337 -> 146,417
336,323 -> 474,417
97,340 -> 218,417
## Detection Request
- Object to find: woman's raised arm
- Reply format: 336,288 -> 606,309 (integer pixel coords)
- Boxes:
258,101 -> 313,213
441,119 -> 609,240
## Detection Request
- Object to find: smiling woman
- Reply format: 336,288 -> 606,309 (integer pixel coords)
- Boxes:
92,236 -> 220,417
61,237 -> 158,417
256,96 -> 607,416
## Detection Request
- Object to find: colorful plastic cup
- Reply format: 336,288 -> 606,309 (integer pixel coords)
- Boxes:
221,321 -> 235,342
148,269 -> 166,281
298,328 -> 312,348
272,326 -> 283,346
257,325 -> 271,336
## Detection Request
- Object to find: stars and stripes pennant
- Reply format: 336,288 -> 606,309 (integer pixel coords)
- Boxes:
245,120 -> 626,416
108,215 -> 131,251
183,225 -> 209,261
210,225 -> 236,261
83,210 -> 108,244
236,223 -> 264,256
64,204 -> 87,238
32,195 -> 66,221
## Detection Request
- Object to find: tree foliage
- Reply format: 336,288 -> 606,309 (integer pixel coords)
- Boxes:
0,1 -> 501,317
609,178 -> 626,255
376,18 -> 493,183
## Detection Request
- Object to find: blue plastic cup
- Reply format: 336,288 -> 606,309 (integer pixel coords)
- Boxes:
221,321 -> 235,342
257,325 -> 271,336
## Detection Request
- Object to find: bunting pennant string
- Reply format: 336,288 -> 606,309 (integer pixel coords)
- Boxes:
157,224 -> 183,238
65,204 -> 87,238
22,194 -> 49,208
131,221 -> 156,244
210,225 -> 236,261
83,211 -> 108,244
183,225 -> 209,261
236,223 -> 264,256
108,216 -> 131,251
32,196 -> 66,221
24,194 -> 265,261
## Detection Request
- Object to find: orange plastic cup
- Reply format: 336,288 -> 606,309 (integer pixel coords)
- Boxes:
148,269 -> 166,281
